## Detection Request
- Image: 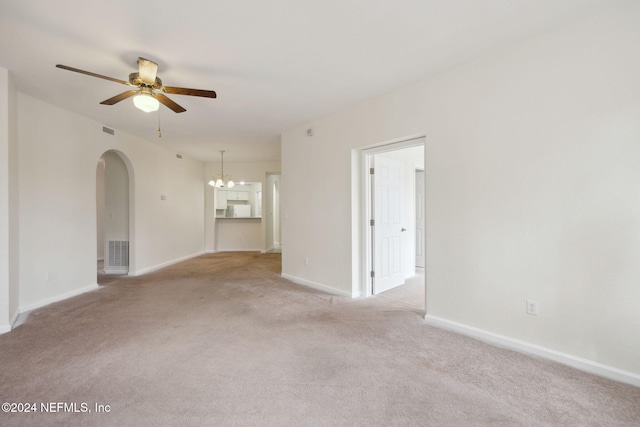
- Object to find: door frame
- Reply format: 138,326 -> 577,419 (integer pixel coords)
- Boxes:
264,172 -> 281,253
415,167 -> 425,269
359,135 -> 426,298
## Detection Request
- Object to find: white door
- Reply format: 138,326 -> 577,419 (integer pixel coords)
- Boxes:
373,155 -> 405,294
415,170 -> 425,268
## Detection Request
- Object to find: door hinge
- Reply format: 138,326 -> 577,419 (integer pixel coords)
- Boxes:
370,271 -> 375,278
370,219 -> 375,226
370,167 -> 375,175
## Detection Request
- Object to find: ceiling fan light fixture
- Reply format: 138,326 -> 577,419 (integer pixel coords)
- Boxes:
56,59 -> 216,114
133,91 -> 159,112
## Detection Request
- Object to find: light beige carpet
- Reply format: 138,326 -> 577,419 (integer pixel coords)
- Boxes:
0,252 -> 638,426
377,268 -> 425,311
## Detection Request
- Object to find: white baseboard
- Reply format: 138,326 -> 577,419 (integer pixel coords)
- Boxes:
19,284 -> 100,314
281,273 -> 355,298
9,309 -> 19,329
424,315 -> 640,388
1,306 -> 26,335
215,248 -> 262,253
104,267 -> 128,274
12,311 -> 30,328
131,251 -> 205,276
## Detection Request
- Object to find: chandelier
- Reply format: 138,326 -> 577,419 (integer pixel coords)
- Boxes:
208,150 -> 235,188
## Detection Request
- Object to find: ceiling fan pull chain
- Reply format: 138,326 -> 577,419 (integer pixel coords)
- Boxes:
157,107 -> 162,138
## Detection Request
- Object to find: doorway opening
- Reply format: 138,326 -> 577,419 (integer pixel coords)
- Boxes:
361,137 -> 426,311
96,150 -> 135,283
265,173 -> 281,253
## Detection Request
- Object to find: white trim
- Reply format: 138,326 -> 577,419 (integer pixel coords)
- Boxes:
359,134 -> 426,152
424,315 -> 640,388
19,284 -> 100,314
130,251 -> 205,276
281,273 -> 357,298
214,248 -> 262,253
358,135 -> 427,298
360,149 -> 374,298
104,267 -> 128,274
12,311 -> 29,328
0,308 -> 22,334
9,309 -> 19,328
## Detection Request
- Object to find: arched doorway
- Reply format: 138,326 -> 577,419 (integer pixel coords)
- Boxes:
96,150 -> 135,279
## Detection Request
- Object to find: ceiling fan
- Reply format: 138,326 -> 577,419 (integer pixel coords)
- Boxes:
56,57 -> 216,113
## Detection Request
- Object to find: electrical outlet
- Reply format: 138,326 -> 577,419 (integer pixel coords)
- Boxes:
304,257 -> 309,266
526,300 -> 539,316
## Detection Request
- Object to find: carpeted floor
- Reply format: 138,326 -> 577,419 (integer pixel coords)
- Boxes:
377,268 -> 425,310
0,252 -> 638,426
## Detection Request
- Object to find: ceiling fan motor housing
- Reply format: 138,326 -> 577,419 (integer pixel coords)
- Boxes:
129,72 -> 163,90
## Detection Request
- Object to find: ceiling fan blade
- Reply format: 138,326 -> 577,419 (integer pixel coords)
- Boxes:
155,93 -> 186,113
163,86 -> 217,98
100,90 -> 139,105
137,57 -> 158,85
56,64 -> 130,86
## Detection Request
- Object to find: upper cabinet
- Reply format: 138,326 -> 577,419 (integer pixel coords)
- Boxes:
218,190 -> 228,209
226,191 -> 249,201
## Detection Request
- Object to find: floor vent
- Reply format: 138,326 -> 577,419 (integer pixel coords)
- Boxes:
108,240 -> 129,267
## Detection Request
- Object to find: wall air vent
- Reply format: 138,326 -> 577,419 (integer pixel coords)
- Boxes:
108,240 -> 129,267
102,126 -> 115,136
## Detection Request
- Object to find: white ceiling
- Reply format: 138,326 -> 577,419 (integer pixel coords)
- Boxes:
0,0 -> 623,163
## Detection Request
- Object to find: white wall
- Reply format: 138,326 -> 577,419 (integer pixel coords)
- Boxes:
0,68 -> 10,330
0,68 -> 18,332
265,173 -> 281,251
133,146 -> 205,275
96,158 -> 105,260
214,219 -> 263,252
17,93 -> 206,310
8,70 -> 18,328
204,161 -> 280,252
103,152 -> 129,242
281,2 -> 640,377
102,151 -> 129,272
